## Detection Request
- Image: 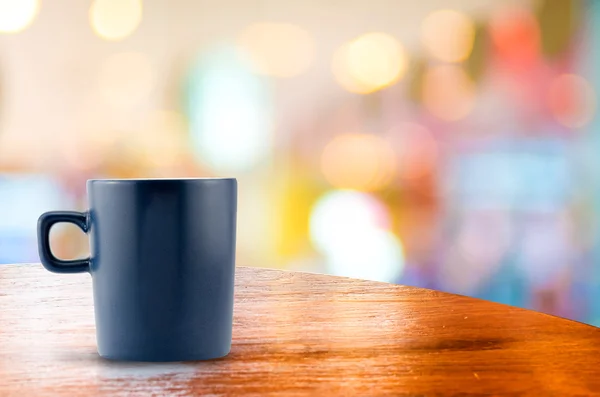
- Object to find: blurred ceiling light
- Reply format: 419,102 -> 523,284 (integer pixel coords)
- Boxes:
387,122 -> 438,181
186,49 -> 272,172
321,133 -> 396,191
0,0 -> 39,33
326,229 -> 404,283
238,23 -> 315,78
90,0 -> 142,41
332,32 -> 408,94
309,190 -> 404,282
331,42 -> 373,94
422,64 -> 475,121
489,6 -> 540,66
309,190 -> 389,254
421,9 -> 476,63
548,74 -> 596,129
98,52 -> 155,108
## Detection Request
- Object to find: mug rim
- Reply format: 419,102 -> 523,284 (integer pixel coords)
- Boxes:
88,177 -> 236,183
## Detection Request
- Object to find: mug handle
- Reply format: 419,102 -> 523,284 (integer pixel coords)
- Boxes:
37,211 -> 90,273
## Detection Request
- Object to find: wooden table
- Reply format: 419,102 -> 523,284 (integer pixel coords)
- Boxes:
1,264 -> 599,396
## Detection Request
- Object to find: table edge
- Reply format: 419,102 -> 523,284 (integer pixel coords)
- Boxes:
5,263 -> 598,330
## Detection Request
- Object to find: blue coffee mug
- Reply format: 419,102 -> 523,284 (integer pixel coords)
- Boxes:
37,178 -> 237,362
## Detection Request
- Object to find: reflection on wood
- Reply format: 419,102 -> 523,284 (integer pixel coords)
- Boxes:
0,264 -> 599,396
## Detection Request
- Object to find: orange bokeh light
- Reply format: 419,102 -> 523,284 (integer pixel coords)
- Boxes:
489,7 -> 540,66
332,32 -> 408,94
89,0 -> 142,41
421,9 -> 475,63
422,64 -> 476,121
321,133 -> 396,191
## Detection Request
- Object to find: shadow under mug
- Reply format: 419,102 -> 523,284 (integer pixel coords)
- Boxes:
37,178 -> 237,362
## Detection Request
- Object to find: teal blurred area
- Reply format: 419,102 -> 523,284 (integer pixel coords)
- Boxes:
0,0 -> 599,326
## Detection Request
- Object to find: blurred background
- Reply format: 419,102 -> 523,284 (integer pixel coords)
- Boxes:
0,0 -> 599,326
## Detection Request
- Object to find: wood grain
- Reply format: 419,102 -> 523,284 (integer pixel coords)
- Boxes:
0,264 -> 599,396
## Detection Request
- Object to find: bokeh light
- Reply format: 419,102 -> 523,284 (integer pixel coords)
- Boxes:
332,32 -> 408,94
309,190 -> 404,282
421,9 -> 476,63
321,133 -> 396,191
186,49 -> 272,172
331,42 -> 372,94
238,23 -> 315,78
548,74 -> 596,129
98,52 -> 155,108
90,0 -> 142,41
489,7 -> 540,66
310,190 -> 389,253
0,0 -> 39,33
387,123 -> 438,181
326,229 -> 404,282
422,64 -> 476,121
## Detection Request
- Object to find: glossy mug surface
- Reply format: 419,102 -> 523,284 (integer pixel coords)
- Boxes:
37,178 -> 237,362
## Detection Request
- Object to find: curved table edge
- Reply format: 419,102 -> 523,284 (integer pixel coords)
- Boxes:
5,263 -> 598,331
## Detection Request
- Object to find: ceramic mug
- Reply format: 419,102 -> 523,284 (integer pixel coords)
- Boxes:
37,178 -> 237,362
